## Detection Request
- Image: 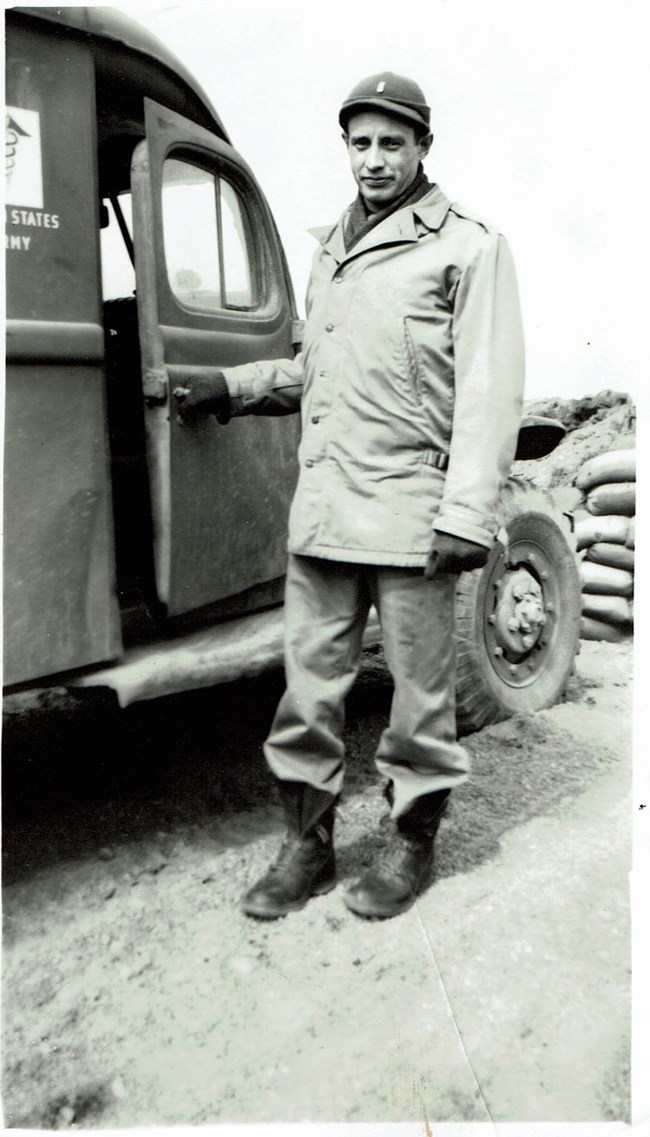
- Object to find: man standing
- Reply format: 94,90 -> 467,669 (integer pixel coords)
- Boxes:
174,72 -> 525,920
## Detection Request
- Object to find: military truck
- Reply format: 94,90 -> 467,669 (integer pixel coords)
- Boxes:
4,6 -> 581,730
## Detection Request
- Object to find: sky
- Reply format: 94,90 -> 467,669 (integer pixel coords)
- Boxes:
118,1 -> 643,402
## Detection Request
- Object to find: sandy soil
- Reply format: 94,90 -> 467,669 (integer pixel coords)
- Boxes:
2,636 -> 634,1128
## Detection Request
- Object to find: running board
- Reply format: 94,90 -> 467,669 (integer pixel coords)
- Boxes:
72,606 -> 382,708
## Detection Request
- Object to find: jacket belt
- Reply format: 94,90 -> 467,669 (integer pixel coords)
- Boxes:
421,448 -> 449,471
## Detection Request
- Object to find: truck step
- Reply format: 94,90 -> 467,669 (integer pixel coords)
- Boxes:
73,607 -> 381,707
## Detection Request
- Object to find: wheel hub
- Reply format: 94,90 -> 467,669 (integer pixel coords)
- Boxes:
483,537 -> 558,688
494,567 -> 545,654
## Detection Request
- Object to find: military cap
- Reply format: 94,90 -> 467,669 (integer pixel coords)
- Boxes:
339,71 -> 431,134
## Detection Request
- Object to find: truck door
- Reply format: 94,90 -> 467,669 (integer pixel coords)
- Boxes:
131,99 -> 300,616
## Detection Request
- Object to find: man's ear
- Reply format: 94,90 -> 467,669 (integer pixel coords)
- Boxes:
418,132 -> 433,158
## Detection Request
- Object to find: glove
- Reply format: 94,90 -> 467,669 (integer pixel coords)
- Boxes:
173,372 -> 231,423
424,531 -> 490,578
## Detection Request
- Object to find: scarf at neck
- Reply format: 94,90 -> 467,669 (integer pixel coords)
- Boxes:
343,165 -> 431,253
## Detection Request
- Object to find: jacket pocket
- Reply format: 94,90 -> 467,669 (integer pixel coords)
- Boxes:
402,319 -> 424,406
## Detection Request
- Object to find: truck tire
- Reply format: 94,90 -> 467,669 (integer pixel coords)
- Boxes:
455,479 -> 581,734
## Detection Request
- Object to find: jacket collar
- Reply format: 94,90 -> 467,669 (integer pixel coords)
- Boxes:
410,184 -> 453,232
309,184 -> 452,265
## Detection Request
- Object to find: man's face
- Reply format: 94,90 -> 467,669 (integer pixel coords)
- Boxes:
344,111 -> 431,213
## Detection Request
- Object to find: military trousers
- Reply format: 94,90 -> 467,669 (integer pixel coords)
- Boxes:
264,554 -> 469,820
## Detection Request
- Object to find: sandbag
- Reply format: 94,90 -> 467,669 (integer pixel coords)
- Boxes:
580,561 -> 634,596
580,616 -> 629,643
626,518 -> 635,549
585,482 -> 636,517
575,448 -> 636,491
575,514 -> 630,550
585,542 -> 635,571
581,593 -> 633,625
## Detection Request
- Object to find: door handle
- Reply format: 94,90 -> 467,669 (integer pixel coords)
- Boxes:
143,366 -> 168,402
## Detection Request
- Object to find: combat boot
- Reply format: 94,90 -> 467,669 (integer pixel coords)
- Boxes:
241,782 -> 337,919
344,788 -> 450,919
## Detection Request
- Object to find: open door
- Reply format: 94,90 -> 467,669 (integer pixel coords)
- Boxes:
131,99 -> 299,617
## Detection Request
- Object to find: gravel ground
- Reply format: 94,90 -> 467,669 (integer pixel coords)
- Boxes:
1,637 -> 635,1129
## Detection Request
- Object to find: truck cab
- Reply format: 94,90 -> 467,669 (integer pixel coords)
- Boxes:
5,6 -> 301,698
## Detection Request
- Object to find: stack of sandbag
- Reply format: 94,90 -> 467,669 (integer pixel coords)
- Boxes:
574,449 -> 635,642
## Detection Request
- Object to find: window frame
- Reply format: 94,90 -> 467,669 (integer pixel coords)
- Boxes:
160,146 -> 270,320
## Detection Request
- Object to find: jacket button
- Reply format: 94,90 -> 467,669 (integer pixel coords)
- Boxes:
305,459 -> 314,468
325,323 -> 334,332
311,416 -> 320,424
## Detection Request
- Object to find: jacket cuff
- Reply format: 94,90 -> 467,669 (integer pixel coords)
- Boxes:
433,504 -> 496,549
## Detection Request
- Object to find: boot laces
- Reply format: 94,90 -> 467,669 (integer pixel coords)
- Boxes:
381,828 -> 422,872
271,832 -> 328,873
272,837 -> 305,871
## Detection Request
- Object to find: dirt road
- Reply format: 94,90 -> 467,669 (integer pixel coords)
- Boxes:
2,638 -> 633,1128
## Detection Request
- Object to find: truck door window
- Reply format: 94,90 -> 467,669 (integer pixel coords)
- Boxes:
162,159 -> 222,311
161,156 -> 256,313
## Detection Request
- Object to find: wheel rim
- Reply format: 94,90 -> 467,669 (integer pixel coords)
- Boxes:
482,532 -> 559,690
455,484 -> 581,730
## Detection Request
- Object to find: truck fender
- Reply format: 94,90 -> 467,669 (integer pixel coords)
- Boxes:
514,415 -> 567,461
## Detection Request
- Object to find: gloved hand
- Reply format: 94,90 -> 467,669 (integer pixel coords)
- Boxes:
424,531 -> 490,578
173,372 -> 231,423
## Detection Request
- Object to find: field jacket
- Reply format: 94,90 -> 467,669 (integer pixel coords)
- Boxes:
221,183 -> 525,566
